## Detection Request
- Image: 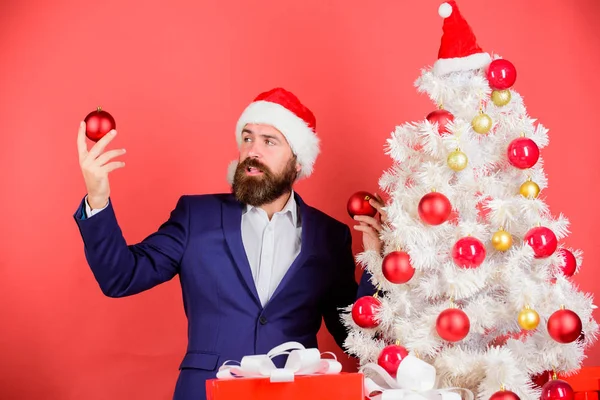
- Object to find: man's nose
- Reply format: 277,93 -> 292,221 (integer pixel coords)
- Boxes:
247,142 -> 261,158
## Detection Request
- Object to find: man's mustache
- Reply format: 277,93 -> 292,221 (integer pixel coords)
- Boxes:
240,158 -> 272,175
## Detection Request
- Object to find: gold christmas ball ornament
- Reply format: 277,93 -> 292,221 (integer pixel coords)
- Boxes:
447,149 -> 468,171
518,307 -> 540,330
471,112 -> 493,134
520,179 -> 540,199
491,228 -> 513,251
491,89 -> 512,107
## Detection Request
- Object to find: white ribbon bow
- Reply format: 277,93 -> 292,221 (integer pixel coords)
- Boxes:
361,355 -> 474,400
216,341 -> 342,383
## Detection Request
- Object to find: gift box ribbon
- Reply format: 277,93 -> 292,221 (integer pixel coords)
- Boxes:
216,341 -> 342,383
360,355 -> 474,400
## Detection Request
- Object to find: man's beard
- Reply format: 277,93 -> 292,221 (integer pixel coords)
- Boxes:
232,157 -> 298,206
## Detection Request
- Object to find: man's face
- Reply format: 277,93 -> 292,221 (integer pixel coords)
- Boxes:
232,124 -> 301,206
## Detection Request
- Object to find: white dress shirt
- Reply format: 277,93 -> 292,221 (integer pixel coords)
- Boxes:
241,192 -> 302,306
85,197 -> 106,218
84,192 -> 302,307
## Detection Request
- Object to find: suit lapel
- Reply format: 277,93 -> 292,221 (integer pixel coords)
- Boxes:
222,196 -> 261,306
269,193 -> 317,303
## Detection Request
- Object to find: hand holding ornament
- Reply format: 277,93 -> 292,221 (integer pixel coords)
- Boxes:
352,193 -> 387,254
77,121 -> 126,210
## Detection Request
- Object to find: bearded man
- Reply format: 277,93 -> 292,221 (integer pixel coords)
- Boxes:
73,88 -> 382,400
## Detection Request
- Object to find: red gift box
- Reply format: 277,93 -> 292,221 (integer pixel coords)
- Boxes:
206,372 -> 365,400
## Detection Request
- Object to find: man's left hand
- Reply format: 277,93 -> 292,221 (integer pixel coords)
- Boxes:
353,193 -> 387,254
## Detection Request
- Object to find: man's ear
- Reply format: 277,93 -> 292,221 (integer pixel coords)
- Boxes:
295,163 -> 302,173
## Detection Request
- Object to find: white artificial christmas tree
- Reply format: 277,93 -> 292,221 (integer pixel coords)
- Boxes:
343,2 -> 598,400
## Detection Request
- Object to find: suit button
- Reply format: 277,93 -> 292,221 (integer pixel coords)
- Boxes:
259,316 -> 267,325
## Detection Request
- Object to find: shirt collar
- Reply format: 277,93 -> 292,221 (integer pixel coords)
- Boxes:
243,191 -> 298,227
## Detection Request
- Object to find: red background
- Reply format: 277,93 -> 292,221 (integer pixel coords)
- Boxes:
1,0 -> 599,398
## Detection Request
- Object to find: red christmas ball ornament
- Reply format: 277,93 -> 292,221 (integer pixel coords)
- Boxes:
507,137 -> 540,169
524,227 -> 558,258
490,390 -> 520,400
547,309 -> 583,344
351,296 -> 381,329
532,371 -> 555,388
486,59 -> 517,90
426,109 -> 455,135
418,192 -> 452,225
382,251 -> 415,284
557,249 -> 577,277
347,191 -> 377,218
436,308 -> 470,342
452,237 -> 486,268
377,344 -> 409,377
84,106 -> 116,142
541,379 -> 574,400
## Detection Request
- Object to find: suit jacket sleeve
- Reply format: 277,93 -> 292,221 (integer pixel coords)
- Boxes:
357,263 -> 377,299
320,225 -> 359,350
73,195 -> 189,298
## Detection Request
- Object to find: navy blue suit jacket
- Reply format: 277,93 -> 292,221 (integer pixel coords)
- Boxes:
73,192 -> 376,399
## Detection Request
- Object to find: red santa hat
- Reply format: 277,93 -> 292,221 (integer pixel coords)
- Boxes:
433,1 -> 491,76
228,87 -> 320,183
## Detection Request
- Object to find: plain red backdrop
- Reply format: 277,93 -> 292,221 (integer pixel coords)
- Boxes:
1,0 -> 599,398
